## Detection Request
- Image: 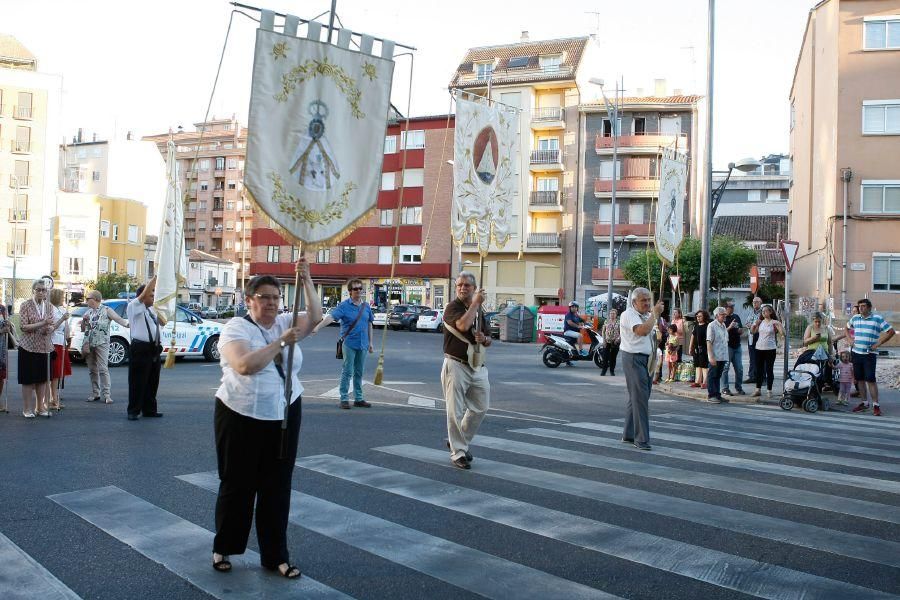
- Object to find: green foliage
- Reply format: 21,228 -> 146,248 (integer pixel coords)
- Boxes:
85,273 -> 141,301
744,282 -> 785,307
708,237 -> 757,295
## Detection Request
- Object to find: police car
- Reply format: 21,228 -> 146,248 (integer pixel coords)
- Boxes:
68,299 -> 223,367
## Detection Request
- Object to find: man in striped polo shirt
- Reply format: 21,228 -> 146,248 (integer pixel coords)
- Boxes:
848,299 -> 895,416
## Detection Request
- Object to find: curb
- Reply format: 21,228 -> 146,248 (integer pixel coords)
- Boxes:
655,382 -> 771,405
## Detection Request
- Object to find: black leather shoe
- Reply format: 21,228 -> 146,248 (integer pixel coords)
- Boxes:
451,456 -> 471,469
633,441 -> 652,451
143,412 -> 164,418
621,437 -> 634,444
340,401 -> 351,410
353,400 -> 371,408
127,414 -> 139,421
445,440 -> 472,462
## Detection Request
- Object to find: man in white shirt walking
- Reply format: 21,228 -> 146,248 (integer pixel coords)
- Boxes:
126,276 -> 166,420
620,287 -> 664,451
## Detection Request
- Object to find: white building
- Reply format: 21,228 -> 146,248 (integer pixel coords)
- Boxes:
186,249 -> 237,308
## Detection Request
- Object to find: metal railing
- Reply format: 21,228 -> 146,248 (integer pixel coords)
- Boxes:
529,190 -> 561,206
8,209 -> 28,222
595,131 -> 687,149
531,107 -> 563,122
466,65 -> 574,81
11,140 -> 30,153
14,105 -> 33,119
530,149 -> 561,164
9,175 -> 29,187
6,243 -> 27,256
527,232 -> 560,247
462,234 -> 478,246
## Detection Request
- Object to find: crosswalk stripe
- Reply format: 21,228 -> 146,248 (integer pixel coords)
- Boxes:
651,413 -> 900,448
471,436 -> 900,524
565,421 -> 900,475
299,453 -> 893,600
179,471 -> 618,600
374,444 -> 900,569
0,532 -> 81,600
643,418 -> 900,461
738,404 -> 900,430
48,486 -> 350,599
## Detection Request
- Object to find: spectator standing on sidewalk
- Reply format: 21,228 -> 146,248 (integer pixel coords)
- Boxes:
706,307 -> 730,404
745,296 -> 762,384
48,289 -> 71,410
0,304 -> 11,401
751,304 -> 783,399
126,277 -> 166,421
600,308 -> 620,376
721,302 -> 745,396
620,288 -> 664,451
81,290 -> 129,404
848,299 -> 895,416
671,308 -> 685,362
17,280 -> 57,418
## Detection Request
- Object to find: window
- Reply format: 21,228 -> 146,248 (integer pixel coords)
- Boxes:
766,189 -> 788,202
112,224 -> 119,241
200,181 -> 209,191
14,125 -> 30,152
110,258 -> 118,273
537,137 -> 559,151
64,229 -> 86,241
537,177 -> 558,191
99,220 -> 110,238
601,118 -> 622,137
225,220 -> 235,231
864,17 -> 900,49
633,117 -> 646,135
224,239 -> 234,250
384,135 -> 397,154
226,200 -> 235,210
399,245 -> 421,264
402,168 -> 424,187
381,172 -> 395,191
215,157 -> 225,170
127,259 -> 137,277
316,248 -> 330,263
291,246 -> 300,261
227,158 -> 237,170
341,246 -> 356,264
873,254 -> 900,291
861,181 -> 900,213
380,209 -> 393,226
16,91 -> 32,118
862,101 -> 900,134
267,245 -> 280,262
508,56 -> 530,69
147,260 -> 155,278
475,61 -> 494,80
67,257 -> 82,275
199,159 -> 210,171
227,180 -> 236,190
628,202 -> 646,224
127,225 -> 139,243
198,220 -> 207,231
400,130 -> 425,150
539,54 -> 562,73
199,201 -> 207,211
378,246 -> 392,264
597,248 -> 611,268
401,206 -> 422,225
99,256 -> 108,273
747,189 -> 763,202
599,160 -> 621,179
598,203 -> 621,223
92,171 -> 101,181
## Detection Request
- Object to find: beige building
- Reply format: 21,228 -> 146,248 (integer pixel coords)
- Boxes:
0,34 -> 62,304
790,0 -> 900,321
449,35 -> 600,307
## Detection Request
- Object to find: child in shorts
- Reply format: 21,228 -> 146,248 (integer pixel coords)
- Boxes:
835,351 -> 854,406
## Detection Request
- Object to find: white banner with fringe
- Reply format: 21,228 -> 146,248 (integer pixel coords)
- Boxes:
655,145 -> 688,265
153,140 -> 187,321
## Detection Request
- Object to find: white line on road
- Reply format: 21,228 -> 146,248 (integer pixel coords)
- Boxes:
0,532 -> 81,600
48,486 -> 349,599
381,381 -> 426,385
300,454 -> 893,600
407,396 -> 435,408
734,404 -> 900,430
181,471 -> 616,600
558,382 -> 593,386
322,386 -> 342,399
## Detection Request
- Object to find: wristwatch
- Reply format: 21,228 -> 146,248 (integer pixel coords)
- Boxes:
280,340 -> 287,348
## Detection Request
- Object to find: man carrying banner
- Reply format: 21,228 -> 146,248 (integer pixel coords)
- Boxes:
621,288 -> 664,451
127,277 -> 166,420
442,271 -> 491,469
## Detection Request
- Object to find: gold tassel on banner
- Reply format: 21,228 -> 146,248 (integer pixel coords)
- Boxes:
164,343 -> 177,369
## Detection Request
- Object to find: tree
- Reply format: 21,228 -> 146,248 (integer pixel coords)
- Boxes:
85,272 -> 141,300
744,282 -> 785,307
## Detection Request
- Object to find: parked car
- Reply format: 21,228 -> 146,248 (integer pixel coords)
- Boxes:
218,305 -> 235,319
200,306 -> 219,319
388,304 -> 431,331
373,309 -> 388,328
68,299 -> 222,367
486,311 -> 500,339
186,302 -> 203,314
415,309 -> 444,332
323,307 -> 341,325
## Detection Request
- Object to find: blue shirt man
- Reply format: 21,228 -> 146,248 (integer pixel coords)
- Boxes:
316,279 -> 374,409
848,299 -> 895,416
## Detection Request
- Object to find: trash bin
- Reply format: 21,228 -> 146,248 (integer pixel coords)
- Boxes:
499,304 -> 535,343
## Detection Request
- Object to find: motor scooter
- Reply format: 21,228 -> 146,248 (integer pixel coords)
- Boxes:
541,327 -> 606,369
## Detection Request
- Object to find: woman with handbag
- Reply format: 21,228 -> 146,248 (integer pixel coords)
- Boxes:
212,258 -> 320,578
600,308 -> 620,376
689,310 -> 710,389
48,288 -> 71,410
81,290 -> 129,404
18,280 -> 58,417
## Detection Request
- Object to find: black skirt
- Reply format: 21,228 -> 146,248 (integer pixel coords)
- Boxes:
18,348 -> 51,385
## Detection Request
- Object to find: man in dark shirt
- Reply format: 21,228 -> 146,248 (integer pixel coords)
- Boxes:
722,301 -> 745,396
442,271 -> 491,470
563,301 -> 586,359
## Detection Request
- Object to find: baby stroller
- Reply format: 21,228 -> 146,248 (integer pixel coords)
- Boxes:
781,347 -> 833,413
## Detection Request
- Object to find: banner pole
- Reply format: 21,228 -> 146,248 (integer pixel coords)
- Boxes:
280,243 -> 303,459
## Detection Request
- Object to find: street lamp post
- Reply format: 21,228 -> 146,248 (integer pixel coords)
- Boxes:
589,77 -> 622,317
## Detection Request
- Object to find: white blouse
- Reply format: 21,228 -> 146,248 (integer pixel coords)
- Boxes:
756,320 -> 779,351
215,312 -> 305,420
51,305 -> 67,346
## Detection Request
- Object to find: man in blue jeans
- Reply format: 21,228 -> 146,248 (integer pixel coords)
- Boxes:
315,279 -> 374,409
722,302 -> 746,396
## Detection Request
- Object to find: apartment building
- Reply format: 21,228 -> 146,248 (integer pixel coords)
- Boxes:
249,114 -> 454,309
449,34 -> 599,307
0,34 -> 62,305
186,249 -> 238,308
790,0 -> 900,319
713,154 -> 791,217
144,117 -> 251,287
578,94 -> 702,303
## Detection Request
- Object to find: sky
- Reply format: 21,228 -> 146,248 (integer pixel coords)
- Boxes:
5,0 -> 813,169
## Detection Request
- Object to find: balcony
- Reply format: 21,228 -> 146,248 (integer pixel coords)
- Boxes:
531,107 -> 564,130
10,140 -> 30,153
6,243 -> 27,256
458,64 -> 575,86
185,229 -> 196,238
595,132 -> 686,155
529,149 -> 563,172
594,177 -> 659,198
211,230 -> 223,238
214,169 -> 226,178
592,222 -> 654,241
528,190 -> 562,212
9,175 -> 30,188
213,190 -> 224,199
8,209 -> 28,222
239,209 -> 254,218
212,209 -> 224,218
591,267 -> 627,284
185,170 -> 197,179
14,105 -> 33,120
526,232 -> 560,249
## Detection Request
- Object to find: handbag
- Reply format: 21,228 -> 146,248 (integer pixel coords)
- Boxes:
336,304 -> 367,360
444,322 -> 486,369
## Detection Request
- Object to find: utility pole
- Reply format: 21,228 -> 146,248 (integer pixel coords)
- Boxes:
699,0 -> 716,312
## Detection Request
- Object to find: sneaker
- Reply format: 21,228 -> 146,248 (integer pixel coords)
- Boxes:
852,402 -> 869,413
22,411 -> 35,418
86,396 -> 100,402
722,389 -> 733,396
353,400 -> 371,408
751,389 -> 761,397
633,441 -> 652,451
451,456 -> 471,469
707,396 -> 723,404
37,410 -> 52,417
339,401 -> 351,410
873,405 -> 882,416
736,389 -> 746,395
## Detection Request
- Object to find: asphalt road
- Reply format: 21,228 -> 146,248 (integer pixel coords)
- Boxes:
1,327 -> 898,599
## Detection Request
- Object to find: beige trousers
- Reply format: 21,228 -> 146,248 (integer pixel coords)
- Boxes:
85,342 -> 111,401
441,358 -> 490,461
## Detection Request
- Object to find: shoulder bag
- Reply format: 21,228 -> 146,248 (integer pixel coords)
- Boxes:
336,304 -> 366,360
444,321 -> 486,369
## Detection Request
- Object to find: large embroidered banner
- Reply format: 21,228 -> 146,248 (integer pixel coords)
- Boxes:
245,17 -> 395,247
451,92 -> 519,256
154,140 -> 187,321
655,144 -> 688,265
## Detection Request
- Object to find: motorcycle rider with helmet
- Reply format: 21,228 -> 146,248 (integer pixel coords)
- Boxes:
563,301 -> 587,365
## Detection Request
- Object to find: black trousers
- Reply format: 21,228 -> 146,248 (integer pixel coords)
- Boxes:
127,340 -> 161,416
755,348 -> 777,390
213,397 -> 302,568
604,344 -> 620,374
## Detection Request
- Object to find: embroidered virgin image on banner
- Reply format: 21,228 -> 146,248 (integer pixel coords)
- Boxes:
245,27 -> 395,246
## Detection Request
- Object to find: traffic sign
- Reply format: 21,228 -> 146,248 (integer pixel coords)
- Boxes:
669,275 -> 680,290
749,265 -> 759,294
780,240 -> 799,272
